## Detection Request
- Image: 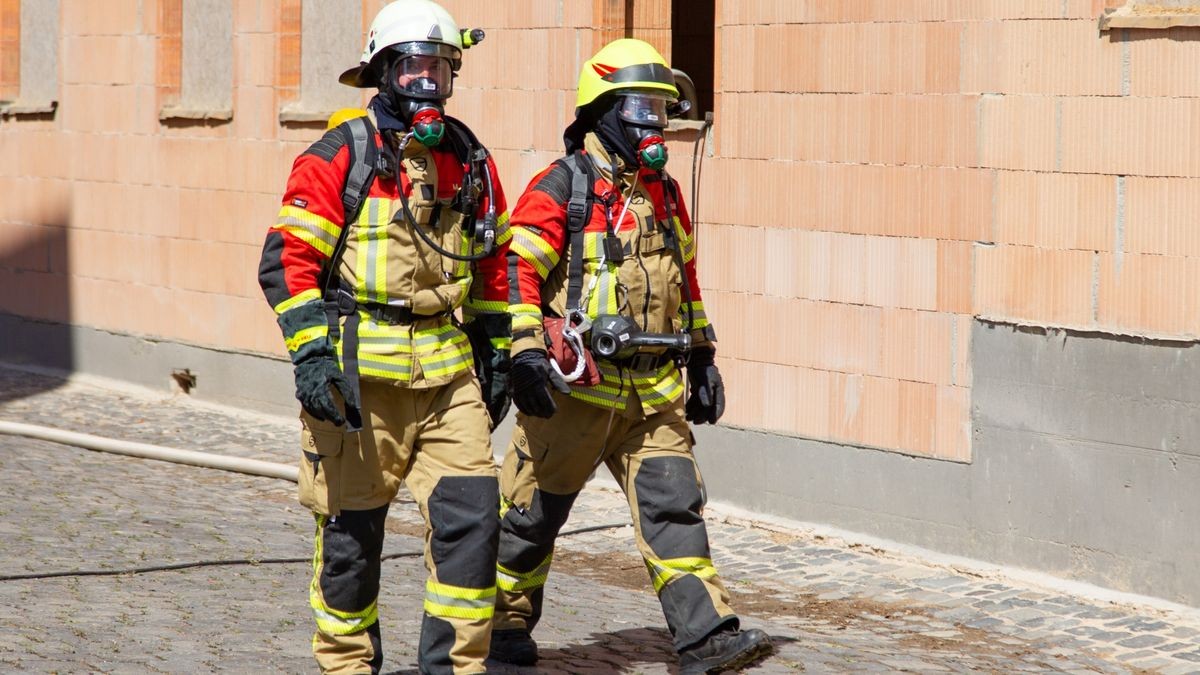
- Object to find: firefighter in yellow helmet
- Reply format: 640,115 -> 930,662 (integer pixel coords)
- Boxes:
489,39 -> 774,674
257,0 -> 512,672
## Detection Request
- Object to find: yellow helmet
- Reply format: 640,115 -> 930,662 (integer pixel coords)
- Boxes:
326,108 -> 368,130
576,39 -> 679,111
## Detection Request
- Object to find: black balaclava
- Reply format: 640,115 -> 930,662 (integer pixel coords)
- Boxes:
565,96 -> 668,172
594,100 -> 640,169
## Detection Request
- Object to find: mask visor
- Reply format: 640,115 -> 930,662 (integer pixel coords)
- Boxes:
394,54 -> 454,99
617,93 -> 671,129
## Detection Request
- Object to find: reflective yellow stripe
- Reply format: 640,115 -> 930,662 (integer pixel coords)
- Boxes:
494,211 -> 513,245
679,301 -> 709,330
509,303 -> 543,333
310,514 -> 380,636
645,556 -> 719,594
463,298 -> 508,313
490,335 -> 512,350
423,579 -> 496,620
285,325 -> 329,353
673,216 -> 695,263
274,289 -> 323,315
354,198 -> 389,304
274,205 -> 340,257
496,555 -> 552,593
635,363 -> 684,407
418,347 -> 473,379
512,228 -> 560,279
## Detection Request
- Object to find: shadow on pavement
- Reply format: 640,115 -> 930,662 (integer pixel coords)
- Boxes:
0,205 -> 74,405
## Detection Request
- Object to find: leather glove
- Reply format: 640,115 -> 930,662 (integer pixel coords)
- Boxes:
294,354 -> 358,427
685,348 -> 724,425
464,315 -> 512,427
508,349 -> 570,418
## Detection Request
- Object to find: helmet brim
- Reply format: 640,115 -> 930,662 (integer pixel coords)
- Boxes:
340,64 -> 372,88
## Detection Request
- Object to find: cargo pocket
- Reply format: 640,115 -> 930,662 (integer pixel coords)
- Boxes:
298,423 -> 345,516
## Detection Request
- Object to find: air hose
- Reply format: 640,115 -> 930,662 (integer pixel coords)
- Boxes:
0,420 -> 627,581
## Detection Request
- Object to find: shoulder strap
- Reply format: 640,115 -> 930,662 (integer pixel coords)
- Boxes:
562,151 -> 595,313
340,115 -> 378,229
321,115 -> 378,338
660,175 -> 695,332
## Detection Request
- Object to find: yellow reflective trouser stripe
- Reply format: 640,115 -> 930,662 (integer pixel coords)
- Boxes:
496,555 -> 553,593
311,514 -> 380,636
286,325 -> 329,353
645,557 -> 719,594
274,205 -> 340,258
274,289 -> 323,315
511,228 -> 559,279
423,580 -> 496,620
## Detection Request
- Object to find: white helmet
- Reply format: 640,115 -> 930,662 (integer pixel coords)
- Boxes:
339,0 -> 464,89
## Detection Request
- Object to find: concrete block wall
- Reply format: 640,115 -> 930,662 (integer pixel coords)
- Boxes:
709,0 -> 1200,463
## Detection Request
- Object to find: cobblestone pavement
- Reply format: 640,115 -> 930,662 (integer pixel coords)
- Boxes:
2,365 -> 1199,674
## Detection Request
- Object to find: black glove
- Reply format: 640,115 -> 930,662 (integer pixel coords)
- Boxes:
464,315 -> 512,427
685,348 -> 724,425
294,355 -> 358,427
508,349 -> 570,418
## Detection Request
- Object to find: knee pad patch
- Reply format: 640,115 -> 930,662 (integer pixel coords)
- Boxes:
634,456 -> 711,559
429,475 -> 500,588
499,489 -> 578,571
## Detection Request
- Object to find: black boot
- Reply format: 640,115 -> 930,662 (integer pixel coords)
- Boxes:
678,627 -> 773,674
489,628 -> 538,666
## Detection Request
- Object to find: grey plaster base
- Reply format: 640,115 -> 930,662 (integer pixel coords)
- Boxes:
0,313 -> 296,418
692,321 -> 1200,607
3,313 -> 1197,607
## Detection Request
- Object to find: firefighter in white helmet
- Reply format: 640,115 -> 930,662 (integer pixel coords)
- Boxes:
258,1 -> 511,672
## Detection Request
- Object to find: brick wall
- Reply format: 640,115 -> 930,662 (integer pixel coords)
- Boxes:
0,0 -> 1196,463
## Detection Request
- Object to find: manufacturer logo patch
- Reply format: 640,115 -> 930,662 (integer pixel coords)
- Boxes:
292,198 -> 308,208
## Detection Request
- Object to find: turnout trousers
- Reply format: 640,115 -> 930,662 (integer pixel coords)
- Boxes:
494,393 -> 738,651
298,373 -> 499,675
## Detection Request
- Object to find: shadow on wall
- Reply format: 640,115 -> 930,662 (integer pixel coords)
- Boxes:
0,207 -> 73,405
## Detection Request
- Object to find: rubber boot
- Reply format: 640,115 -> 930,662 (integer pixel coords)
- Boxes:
678,627 -> 773,675
488,628 -> 538,666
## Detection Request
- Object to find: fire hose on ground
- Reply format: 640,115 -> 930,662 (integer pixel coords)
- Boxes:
0,420 -> 626,581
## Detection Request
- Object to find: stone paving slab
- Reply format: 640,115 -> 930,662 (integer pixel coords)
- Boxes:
2,366 -> 1200,673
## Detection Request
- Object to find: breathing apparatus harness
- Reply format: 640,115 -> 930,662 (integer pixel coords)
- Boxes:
314,107 -> 499,430
548,149 -> 695,384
